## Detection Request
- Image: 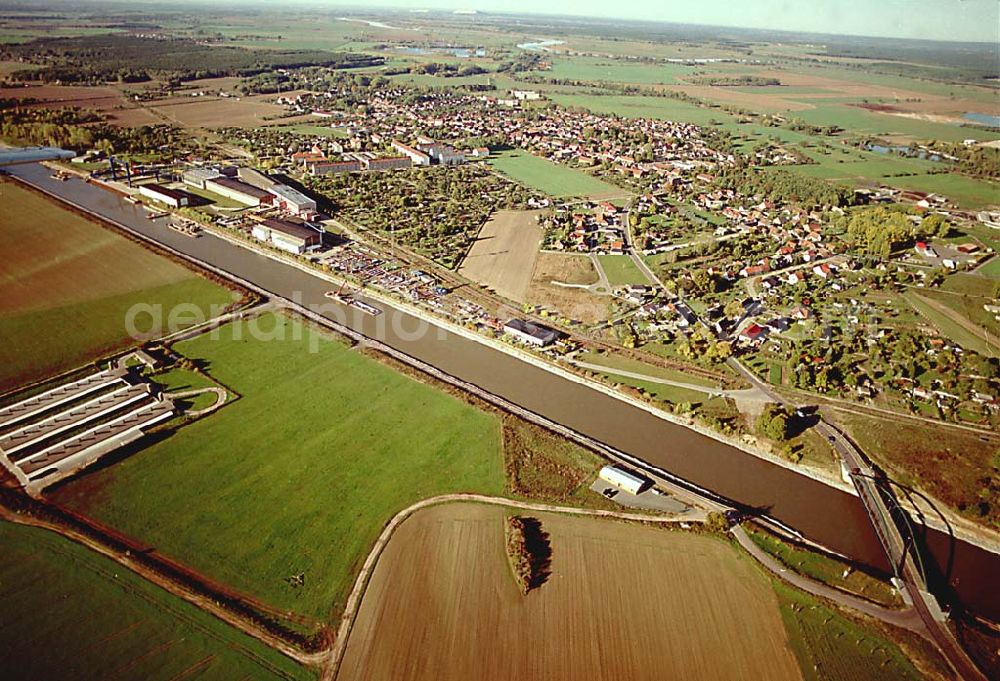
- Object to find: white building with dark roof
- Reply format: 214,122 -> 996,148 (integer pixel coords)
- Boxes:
251,218 -> 322,254
268,184 -> 317,217
138,183 -> 189,208
205,177 -> 272,207
503,318 -> 559,347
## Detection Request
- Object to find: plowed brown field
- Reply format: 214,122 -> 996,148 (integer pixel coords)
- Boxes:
338,503 -> 801,681
458,210 -> 543,302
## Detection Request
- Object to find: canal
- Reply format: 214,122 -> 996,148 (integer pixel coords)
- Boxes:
8,162 -> 999,620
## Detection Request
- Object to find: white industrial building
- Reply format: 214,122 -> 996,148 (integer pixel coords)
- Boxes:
268,184 -> 317,217
237,166 -> 277,190
251,218 -> 322,254
598,466 -> 648,495
138,183 -> 189,208
503,318 -> 559,347
205,177 -> 272,207
182,167 -> 222,190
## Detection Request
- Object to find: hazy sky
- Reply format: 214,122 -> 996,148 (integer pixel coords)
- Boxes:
330,0 -> 999,43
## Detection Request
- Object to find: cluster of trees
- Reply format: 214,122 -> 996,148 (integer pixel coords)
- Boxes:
309,165 -> 539,268
931,142 -> 1000,179
504,516 -> 551,594
0,104 -> 181,155
2,35 -> 382,84
410,62 -> 486,78
688,75 -> 781,87
717,168 -> 856,208
756,403 -> 792,441
674,327 -> 732,363
838,206 -> 948,258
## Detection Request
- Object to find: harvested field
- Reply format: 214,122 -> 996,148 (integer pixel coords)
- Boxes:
525,253 -> 608,324
143,94 -> 310,129
339,503 -> 801,681
0,179 -> 237,390
0,84 -> 162,126
458,209 -> 542,302
0,83 -> 313,129
534,252 -> 600,286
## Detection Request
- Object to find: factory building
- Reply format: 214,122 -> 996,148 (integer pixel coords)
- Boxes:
250,218 -> 322,254
237,166 -> 278,191
204,177 -> 272,207
138,183 -> 189,208
268,184 -> 317,217
182,167 -> 222,190
503,318 -> 559,347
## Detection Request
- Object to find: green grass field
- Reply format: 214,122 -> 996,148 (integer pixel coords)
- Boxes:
794,103 -> 1000,143
550,93 -> 737,126
578,350 -> 719,388
0,181 -> 238,391
979,257 -> 1000,279
0,521 -> 311,681
541,56 -> 694,85
596,254 -> 651,286
772,580 -> 936,681
904,291 -> 996,356
51,312 -> 504,625
877,173 -> 1000,210
488,149 -> 624,198
744,525 -> 900,608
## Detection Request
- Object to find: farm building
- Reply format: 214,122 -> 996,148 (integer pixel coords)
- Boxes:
0,366 -> 174,494
268,184 -> 317,217
251,218 -> 322,254
182,167 -> 222,190
598,465 -> 649,495
503,319 -> 559,347
205,177 -> 272,207
138,183 -> 189,208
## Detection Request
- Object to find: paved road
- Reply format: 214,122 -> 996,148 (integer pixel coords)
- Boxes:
729,357 -> 987,680
731,525 -> 925,633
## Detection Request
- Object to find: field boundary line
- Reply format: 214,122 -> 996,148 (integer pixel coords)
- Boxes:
322,493 -> 701,681
0,504 -> 328,667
